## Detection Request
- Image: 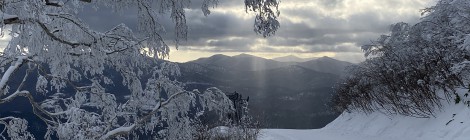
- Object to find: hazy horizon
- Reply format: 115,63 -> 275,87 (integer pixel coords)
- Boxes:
166,51 -> 362,63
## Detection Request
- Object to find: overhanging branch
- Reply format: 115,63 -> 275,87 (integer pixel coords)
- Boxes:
100,91 -> 193,139
35,20 -> 92,48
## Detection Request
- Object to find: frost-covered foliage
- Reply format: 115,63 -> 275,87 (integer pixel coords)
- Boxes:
0,0 -> 278,139
245,0 -> 280,37
333,0 -> 470,117
192,99 -> 260,140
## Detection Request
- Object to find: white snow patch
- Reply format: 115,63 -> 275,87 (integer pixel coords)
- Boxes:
259,129 -> 407,140
322,102 -> 470,140
260,88 -> 470,140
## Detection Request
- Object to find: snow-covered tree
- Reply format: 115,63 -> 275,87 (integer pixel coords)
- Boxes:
333,0 -> 470,117
0,0 -> 280,139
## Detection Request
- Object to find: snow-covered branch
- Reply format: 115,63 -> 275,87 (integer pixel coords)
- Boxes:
0,11 -> 19,24
0,0 -> 260,139
0,90 -> 28,104
100,91 -> 193,139
35,20 -> 92,48
0,56 -> 26,95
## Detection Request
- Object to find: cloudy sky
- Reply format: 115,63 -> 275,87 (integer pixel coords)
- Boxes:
162,0 -> 435,63
1,0 -> 437,63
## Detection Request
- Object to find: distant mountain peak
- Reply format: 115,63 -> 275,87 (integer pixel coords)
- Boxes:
212,54 -> 230,57
233,53 -> 258,58
317,56 -> 335,60
281,55 -> 301,58
188,54 -> 292,71
315,56 -> 351,63
272,55 -> 316,62
207,54 -> 231,59
299,57 -> 353,75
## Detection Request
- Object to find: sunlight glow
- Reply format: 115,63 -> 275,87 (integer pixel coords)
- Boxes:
166,48 -> 364,63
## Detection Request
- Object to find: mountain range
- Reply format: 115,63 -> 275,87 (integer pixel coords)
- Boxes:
272,55 -> 317,62
177,54 -> 353,128
189,54 -> 293,71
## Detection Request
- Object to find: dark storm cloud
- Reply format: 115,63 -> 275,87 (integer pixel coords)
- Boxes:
180,36 -> 255,52
79,1 -> 252,43
207,38 -> 254,48
78,6 -> 139,32
184,11 -> 253,39
266,32 -> 377,48
263,14 -> 388,50
77,0 -> 429,54
280,7 -> 418,35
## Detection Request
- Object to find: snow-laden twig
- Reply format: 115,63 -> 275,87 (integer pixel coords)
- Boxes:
0,56 -> 26,95
99,91 -> 191,140
0,0 -> 259,139
0,90 -> 28,104
0,10 -> 19,24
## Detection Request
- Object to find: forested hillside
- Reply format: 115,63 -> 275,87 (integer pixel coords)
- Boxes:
178,54 -> 352,128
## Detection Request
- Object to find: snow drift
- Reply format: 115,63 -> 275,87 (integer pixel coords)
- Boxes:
261,88 -> 470,140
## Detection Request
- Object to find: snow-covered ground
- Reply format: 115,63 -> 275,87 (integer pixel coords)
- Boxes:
259,129 -> 407,140
260,89 -> 470,140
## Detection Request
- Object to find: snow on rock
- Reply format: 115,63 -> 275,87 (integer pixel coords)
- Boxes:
261,88 -> 470,140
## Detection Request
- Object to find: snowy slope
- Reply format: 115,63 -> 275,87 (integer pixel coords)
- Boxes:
260,88 -> 470,140
323,103 -> 470,140
259,129 -> 406,140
